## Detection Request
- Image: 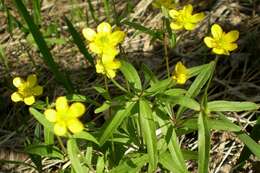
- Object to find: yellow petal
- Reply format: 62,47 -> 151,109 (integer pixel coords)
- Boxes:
27,74 -> 37,87
32,85 -> 43,96
175,61 -> 187,75
223,30 -> 239,43
24,96 -> 35,105
176,74 -> 187,84
54,122 -> 67,136
183,4 -> 193,15
55,96 -> 69,112
13,77 -> 24,88
169,9 -> 179,18
204,37 -> 216,48
104,59 -> 121,69
67,119 -> 84,134
212,48 -> 227,55
110,31 -> 125,45
97,22 -> 112,33
95,61 -> 105,74
11,92 -> 23,102
68,102 -> 86,118
223,43 -> 238,51
82,28 -> 97,41
211,24 -> 223,39
44,109 -> 57,122
184,23 -> 196,30
89,43 -> 102,54
190,13 -> 205,22
170,22 -> 183,30
106,69 -> 116,79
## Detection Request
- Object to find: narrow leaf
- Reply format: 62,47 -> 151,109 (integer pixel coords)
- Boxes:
208,100 -> 258,112
64,16 -> 94,66
139,99 -> 157,172
99,102 -> 135,145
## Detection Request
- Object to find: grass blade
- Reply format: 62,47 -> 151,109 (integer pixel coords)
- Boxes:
64,16 -> 94,66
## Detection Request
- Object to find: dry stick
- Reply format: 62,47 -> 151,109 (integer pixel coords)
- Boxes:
214,141 -> 236,173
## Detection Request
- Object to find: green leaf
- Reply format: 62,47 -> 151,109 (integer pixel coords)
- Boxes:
94,101 -> 111,114
44,127 -> 54,145
99,102 -> 135,145
159,151 -> 185,172
144,78 -> 174,96
32,0 -> 41,25
66,94 -> 99,106
139,99 -> 157,172
165,126 -> 188,173
13,0 -> 73,92
188,64 -> 209,78
176,62 -> 214,118
208,101 -> 258,112
110,153 -> 149,173
182,117 -> 241,132
236,116 -> 260,169
237,132 -> 260,158
120,60 -> 142,90
141,63 -> 158,86
161,95 -> 200,111
93,86 -> 110,100
64,16 -> 94,66
164,88 -> 187,96
72,131 -> 99,145
29,107 -> 53,131
123,20 -> 163,39
96,156 -> 105,173
67,138 -> 88,173
198,112 -> 210,173
25,144 -> 64,159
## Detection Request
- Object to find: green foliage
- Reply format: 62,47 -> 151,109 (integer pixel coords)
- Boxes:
5,1 -> 260,172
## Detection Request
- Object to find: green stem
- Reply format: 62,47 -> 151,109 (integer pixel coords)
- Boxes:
110,78 -> 129,93
164,31 -> 170,78
57,136 -> 66,153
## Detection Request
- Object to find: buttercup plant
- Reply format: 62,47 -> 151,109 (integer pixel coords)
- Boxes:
11,74 -> 43,105
44,96 -> 85,136
7,0 -> 260,173
204,24 -> 239,55
169,4 -> 205,30
82,22 -> 125,78
172,61 -> 188,84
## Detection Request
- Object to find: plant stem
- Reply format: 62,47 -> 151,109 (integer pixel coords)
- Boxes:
164,33 -> 170,78
57,136 -> 66,153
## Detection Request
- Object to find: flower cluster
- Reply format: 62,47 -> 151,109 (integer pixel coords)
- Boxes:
44,96 -> 86,136
169,4 -> 205,31
204,24 -> 239,55
11,74 -> 43,105
152,0 -> 176,9
82,22 -> 125,78
172,61 -> 188,84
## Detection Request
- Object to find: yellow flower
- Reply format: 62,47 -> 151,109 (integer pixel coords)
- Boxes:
82,22 -> 125,61
204,24 -> 239,55
172,61 -> 188,84
169,4 -> 205,30
152,0 -> 176,9
44,96 -> 86,136
11,74 -> 43,105
95,59 -> 121,79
